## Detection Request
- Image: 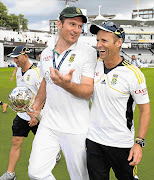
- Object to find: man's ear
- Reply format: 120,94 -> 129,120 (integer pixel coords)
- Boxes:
57,20 -> 62,30
116,38 -> 123,48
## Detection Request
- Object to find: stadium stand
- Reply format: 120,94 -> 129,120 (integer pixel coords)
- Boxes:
1,19 -> 154,68
0,28 -> 51,44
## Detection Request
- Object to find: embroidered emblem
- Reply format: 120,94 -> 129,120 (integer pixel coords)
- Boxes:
69,54 -> 76,63
111,74 -> 118,85
76,8 -> 81,14
27,75 -> 30,81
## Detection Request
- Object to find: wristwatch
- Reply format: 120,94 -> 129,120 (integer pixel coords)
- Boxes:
135,137 -> 146,148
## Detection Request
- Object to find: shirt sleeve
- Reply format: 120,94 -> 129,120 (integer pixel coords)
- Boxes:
130,70 -> 150,104
40,54 -> 44,78
34,70 -> 43,90
30,68 -> 43,91
82,47 -> 97,78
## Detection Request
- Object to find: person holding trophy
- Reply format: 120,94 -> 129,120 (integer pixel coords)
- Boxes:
0,46 -> 43,180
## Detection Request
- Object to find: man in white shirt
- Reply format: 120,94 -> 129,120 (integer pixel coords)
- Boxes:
28,6 -> 97,180
0,46 -> 43,180
86,21 -> 150,180
131,55 -> 141,68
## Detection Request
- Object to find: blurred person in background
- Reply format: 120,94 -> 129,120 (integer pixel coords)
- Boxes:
131,55 -> 141,68
0,100 -> 8,113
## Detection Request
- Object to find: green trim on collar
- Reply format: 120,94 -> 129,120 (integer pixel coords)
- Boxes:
52,48 -> 60,57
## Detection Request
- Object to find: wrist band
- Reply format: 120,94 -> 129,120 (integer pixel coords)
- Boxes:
35,112 -> 42,122
135,137 -> 146,148
137,136 -> 145,140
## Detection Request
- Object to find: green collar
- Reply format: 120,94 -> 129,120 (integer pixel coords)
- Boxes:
53,48 -> 60,57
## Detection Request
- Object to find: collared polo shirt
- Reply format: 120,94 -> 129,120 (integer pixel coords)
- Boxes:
16,64 -> 42,121
40,37 -> 97,134
88,58 -> 149,148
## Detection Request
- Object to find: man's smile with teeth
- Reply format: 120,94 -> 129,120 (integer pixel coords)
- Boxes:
99,50 -> 105,52
71,34 -> 77,37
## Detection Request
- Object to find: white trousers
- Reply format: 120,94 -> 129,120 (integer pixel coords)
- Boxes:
28,124 -> 89,180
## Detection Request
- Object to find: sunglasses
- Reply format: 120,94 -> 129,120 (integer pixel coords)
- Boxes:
101,21 -> 119,31
102,21 -> 125,40
20,47 -> 30,55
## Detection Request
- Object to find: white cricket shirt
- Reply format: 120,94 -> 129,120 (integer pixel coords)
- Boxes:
88,58 -> 150,148
16,64 -> 42,121
40,37 -> 97,134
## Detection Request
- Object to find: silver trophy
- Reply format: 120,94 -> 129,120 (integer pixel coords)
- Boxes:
8,86 -> 35,113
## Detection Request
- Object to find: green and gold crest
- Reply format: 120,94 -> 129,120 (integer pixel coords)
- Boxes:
27,75 -> 30,81
111,74 -> 118,85
69,54 -> 76,62
76,8 -> 81,14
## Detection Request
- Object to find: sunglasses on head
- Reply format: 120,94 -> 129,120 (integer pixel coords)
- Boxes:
101,21 -> 119,30
20,47 -> 30,55
102,21 -> 125,40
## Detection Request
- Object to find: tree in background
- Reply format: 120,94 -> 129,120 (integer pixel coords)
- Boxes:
9,14 -> 19,31
0,2 -> 28,31
0,1 -> 8,27
19,14 -> 28,30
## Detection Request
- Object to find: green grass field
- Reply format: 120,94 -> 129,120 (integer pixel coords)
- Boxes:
0,67 -> 154,180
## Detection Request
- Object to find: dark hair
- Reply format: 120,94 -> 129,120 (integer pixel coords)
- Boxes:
59,16 -> 69,24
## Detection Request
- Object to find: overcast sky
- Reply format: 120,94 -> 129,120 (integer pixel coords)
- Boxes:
1,0 -> 154,31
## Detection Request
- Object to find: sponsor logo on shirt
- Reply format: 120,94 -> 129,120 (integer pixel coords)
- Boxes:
17,75 -> 24,82
94,72 -> 99,77
43,56 -> 53,61
135,88 -> 148,96
111,74 -> 118,85
36,81 -> 41,86
16,75 -> 22,79
101,79 -> 106,84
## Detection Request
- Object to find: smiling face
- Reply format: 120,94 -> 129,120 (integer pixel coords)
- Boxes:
97,30 -> 122,62
58,17 -> 83,46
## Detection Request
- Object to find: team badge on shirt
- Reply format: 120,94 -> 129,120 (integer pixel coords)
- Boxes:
27,75 -> 30,81
69,54 -> 76,63
111,74 -> 118,85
